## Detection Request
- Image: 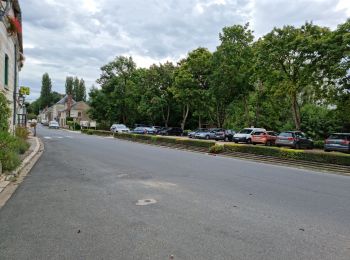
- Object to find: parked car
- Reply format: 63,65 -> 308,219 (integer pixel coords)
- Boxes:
131,127 -> 148,134
275,131 -> 314,149
252,131 -> 278,146
233,128 -> 266,144
41,119 -> 49,126
49,121 -> 59,129
188,128 -> 206,138
158,127 -> 183,136
110,124 -> 130,133
324,133 -> 350,153
214,130 -> 236,141
195,128 -> 224,140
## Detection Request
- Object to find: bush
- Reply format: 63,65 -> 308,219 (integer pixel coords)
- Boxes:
314,140 -> 324,149
176,139 -> 215,148
209,144 -> 225,154
81,129 -> 111,136
223,143 -> 350,166
15,126 -> 29,139
0,92 -> 10,132
67,121 -> 81,131
0,131 -> 29,171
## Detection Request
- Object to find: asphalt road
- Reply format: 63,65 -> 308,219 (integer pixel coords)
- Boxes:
0,125 -> 349,260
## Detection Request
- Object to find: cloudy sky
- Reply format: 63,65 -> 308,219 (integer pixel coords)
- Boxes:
20,0 -> 350,101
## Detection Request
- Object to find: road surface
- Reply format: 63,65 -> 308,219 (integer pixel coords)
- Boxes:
0,125 -> 349,259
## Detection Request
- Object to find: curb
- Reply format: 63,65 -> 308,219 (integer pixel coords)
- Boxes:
0,137 -> 44,208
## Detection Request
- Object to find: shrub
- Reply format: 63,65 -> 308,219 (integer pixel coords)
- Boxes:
0,92 -> 10,132
0,131 -> 29,171
81,129 -> 111,136
67,121 -> 81,131
209,144 -> 225,154
176,139 -> 215,148
15,126 -> 29,139
223,143 -> 350,166
314,140 -> 324,149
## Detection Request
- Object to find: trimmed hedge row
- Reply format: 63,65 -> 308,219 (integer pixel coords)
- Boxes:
223,143 -> 350,166
81,130 -> 350,166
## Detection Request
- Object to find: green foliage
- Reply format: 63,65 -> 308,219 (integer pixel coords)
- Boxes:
86,20 -> 349,136
209,144 -> 225,154
65,76 -> 74,95
15,126 -> 29,140
67,121 -> 81,131
223,144 -> 350,166
0,92 -> 10,131
0,131 -> 29,171
40,73 -> 52,108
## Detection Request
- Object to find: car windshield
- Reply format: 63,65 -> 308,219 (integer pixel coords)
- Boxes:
254,132 -> 265,135
116,124 -> 127,129
239,129 -> 253,134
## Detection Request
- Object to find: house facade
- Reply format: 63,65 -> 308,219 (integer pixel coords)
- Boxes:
59,101 -> 91,127
0,0 -> 24,132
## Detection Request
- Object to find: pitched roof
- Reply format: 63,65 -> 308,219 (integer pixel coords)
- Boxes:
56,95 -> 76,105
71,101 -> 90,111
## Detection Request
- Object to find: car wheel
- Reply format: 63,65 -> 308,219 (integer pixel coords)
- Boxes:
205,135 -> 210,140
246,139 -> 252,144
253,142 -> 256,145
295,143 -> 301,149
225,137 -> 229,142
234,141 -> 238,144
324,149 -> 330,152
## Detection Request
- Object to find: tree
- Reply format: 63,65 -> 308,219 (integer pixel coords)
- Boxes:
40,73 -> 52,108
255,23 -> 332,130
76,78 -> 86,101
96,56 -> 137,125
210,24 -> 255,127
65,76 -> 74,95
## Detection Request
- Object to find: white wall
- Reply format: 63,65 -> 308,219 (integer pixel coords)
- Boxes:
0,9 -> 22,131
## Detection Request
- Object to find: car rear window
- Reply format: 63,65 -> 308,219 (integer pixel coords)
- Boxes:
279,132 -> 293,137
253,132 -> 265,135
329,134 -> 350,140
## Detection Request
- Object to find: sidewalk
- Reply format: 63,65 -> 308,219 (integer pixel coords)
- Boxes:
0,134 -> 43,207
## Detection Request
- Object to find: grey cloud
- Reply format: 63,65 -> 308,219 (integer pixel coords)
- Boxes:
19,0 -> 349,100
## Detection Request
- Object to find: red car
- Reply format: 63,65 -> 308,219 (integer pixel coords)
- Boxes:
252,131 -> 278,146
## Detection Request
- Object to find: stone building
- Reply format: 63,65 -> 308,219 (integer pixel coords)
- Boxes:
0,0 -> 24,132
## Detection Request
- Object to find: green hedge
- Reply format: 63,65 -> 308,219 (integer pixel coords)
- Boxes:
223,143 -> 350,166
314,140 -> 324,149
176,139 -> 215,148
81,129 -> 112,136
0,131 -> 29,172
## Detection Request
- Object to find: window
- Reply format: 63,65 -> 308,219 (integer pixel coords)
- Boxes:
78,112 -> 82,117
4,54 -> 9,87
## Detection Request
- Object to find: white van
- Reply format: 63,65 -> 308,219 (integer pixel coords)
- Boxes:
233,128 -> 266,144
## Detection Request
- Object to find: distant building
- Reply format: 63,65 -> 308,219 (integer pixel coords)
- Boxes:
59,100 -> 91,128
0,0 -> 24,132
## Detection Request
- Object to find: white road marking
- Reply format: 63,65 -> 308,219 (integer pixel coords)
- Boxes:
65,136 -> 73,138
56,137 -> 63,139
44,137 -> 52,139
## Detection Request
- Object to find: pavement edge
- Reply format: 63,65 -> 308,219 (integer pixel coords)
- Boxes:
0,136 -> 45,209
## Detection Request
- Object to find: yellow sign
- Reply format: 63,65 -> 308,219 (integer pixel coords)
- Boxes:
19,86 -> 30,96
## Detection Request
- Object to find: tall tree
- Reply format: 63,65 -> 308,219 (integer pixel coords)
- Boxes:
96,56 -> 137,124
76,78 -> 86,101
72,77 -> 80,101
210,24 -> 255,127
40,73 -> 52,108
255,23 -> 332,130
65,76 -> 74,95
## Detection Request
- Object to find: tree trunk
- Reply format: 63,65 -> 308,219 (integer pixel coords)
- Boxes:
243,95 -> 250,126
181,104 -> 189,130
198,115 -> 202,128
291,93 -> 301,130
216,103 -> 221,128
